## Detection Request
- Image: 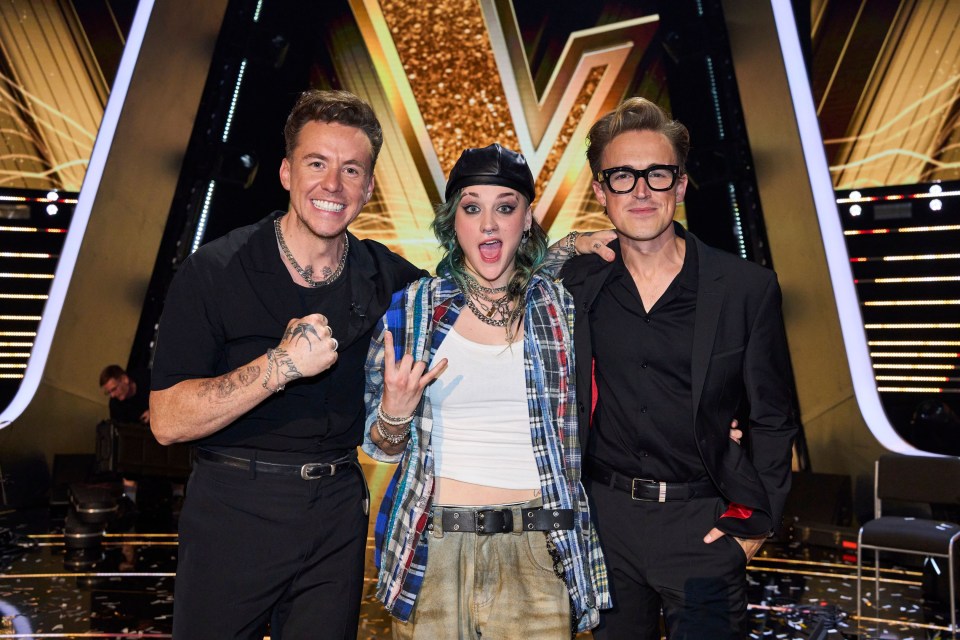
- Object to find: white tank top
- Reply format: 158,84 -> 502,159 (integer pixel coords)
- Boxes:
427,327 -> 540,489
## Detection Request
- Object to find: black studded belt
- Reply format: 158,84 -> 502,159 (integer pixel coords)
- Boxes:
430,505 -> 575,534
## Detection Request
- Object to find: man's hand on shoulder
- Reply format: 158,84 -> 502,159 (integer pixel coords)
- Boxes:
574,229 -> 617,262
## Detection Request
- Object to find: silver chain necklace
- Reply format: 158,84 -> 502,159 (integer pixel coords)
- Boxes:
463,274 -> 512,327
274,218 -> 349,287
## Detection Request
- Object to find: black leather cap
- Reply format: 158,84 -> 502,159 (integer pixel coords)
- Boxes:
445,143 -> 535,203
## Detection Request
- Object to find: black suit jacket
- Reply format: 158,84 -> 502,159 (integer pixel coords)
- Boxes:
560,228 -> 798,530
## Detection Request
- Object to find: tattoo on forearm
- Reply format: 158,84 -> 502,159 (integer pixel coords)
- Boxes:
197,365 -> 261,401
216,376 -> 238,397
273,347 -> 303,383
237,365 -> 258,386
541,246 -> 576,276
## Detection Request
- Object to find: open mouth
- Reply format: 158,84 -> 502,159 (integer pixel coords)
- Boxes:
311,199 -> 345,213
478,240 -> 502,262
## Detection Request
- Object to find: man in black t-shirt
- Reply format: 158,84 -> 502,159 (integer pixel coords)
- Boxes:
150,91 -> 424,640
99,364 -> 150,424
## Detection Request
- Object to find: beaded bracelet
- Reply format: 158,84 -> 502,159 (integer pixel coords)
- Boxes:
378,404 -> 414,426
376,417 -> 411,446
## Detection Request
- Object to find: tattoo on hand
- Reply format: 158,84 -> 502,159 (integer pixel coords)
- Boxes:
288,323 -> 321,350
273,347 -> 303,383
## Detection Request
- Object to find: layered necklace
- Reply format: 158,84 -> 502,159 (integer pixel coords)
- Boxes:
274,218 -> 349,287
463,274 -> 514,327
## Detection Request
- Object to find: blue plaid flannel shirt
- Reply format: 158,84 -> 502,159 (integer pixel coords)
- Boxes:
362,273 -> 610,631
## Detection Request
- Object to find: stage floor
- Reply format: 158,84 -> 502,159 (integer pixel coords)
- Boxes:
0,459 -> 955,639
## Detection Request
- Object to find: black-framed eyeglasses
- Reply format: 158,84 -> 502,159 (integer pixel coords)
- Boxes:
596,165 -> 681,193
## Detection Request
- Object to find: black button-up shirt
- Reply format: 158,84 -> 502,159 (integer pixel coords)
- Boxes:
586,238 -> 706,483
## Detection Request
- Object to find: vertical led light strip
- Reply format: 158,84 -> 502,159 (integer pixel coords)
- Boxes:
768,1 -> 927,455
192,58 -> 248,253
0,1 -> 158,428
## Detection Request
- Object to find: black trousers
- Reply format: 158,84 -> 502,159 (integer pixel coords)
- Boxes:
172,453 -> 368,640
587,479 -> 748,640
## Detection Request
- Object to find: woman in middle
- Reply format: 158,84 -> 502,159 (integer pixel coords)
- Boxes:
363,143 -> 610,638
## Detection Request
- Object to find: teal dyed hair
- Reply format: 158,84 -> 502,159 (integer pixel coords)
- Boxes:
431,189 -> 549,307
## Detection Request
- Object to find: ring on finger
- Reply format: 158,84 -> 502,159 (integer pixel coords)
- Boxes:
325,325 -> 334,338
330,337 -> 339,351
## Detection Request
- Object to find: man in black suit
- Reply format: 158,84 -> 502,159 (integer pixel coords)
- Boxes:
560,98 -> 797,639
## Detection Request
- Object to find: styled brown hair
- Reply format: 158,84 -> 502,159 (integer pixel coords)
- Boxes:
99,364 -> 126,387
283,90 -> 384,170
586,97 -> 690,176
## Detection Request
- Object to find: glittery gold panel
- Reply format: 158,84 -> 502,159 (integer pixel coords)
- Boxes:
350,0 -> 660,243
377,0 -> 519,176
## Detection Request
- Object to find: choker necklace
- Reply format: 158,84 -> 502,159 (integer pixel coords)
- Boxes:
463,274 -> 512,327
274,217 -> 349,287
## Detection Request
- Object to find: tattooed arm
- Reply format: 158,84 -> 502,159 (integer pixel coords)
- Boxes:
540,229 -> 618,277
151,313 -> 338,445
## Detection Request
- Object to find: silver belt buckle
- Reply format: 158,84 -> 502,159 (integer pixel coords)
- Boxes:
300,462 -> 333,480
630,478 -> 667,502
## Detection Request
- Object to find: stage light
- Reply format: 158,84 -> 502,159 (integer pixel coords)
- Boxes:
0,252 -> 52,259
46,204 -> 58,216
0,273 -> 54,279
929,184 -> 942,195
929,198 -> 942,212
873,364 -> 956,370
45,191 -> 58,201
864,300 -> 960,306
866,323 -> 960,329
869,341 -> 960,347
850,190 -> 862,200
870,352 -> 959,358
850,204 -> 862,217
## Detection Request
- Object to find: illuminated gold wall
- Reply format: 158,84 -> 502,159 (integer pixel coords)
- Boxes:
813,0 -> 960,189
0,1 -> 109,190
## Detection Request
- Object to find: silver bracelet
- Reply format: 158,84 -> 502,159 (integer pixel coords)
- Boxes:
261,349 -> 284,393
562,230 -> 580,255
378,404 -> 414,426
376,417 -> 411,445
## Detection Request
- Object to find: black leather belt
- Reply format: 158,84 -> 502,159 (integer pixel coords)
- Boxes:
429,506 -> 575,535
197,448 -> 357,480
584,460 -> 719,502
